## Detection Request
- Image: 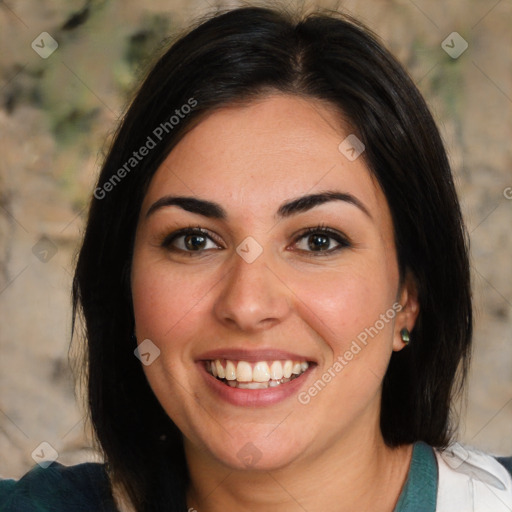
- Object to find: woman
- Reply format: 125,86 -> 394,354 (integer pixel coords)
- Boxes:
1,5 -> 511,512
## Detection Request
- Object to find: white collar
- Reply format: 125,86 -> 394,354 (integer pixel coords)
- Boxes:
435,442 -> 512,511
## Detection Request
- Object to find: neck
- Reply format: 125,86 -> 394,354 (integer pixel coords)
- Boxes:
185,420 -> 413,512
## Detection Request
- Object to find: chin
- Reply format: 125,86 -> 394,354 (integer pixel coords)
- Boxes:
207,436 -> 305,472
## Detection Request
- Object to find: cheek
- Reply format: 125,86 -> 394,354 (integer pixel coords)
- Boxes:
291,259 -> 398,357
292,263 -> 399,417
131,254 -> 219,345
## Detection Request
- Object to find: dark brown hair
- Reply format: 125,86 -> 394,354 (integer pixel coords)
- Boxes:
72,5 -> 472,511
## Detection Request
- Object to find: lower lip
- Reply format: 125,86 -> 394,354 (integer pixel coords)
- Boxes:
197,362 -> 315,407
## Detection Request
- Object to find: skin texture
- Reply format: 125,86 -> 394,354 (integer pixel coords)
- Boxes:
130,94 -> 420,511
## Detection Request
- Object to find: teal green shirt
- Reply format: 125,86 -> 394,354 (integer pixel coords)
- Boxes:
0,442 -> 510,511
0,460 -> 117,511
394,441 -> 437,511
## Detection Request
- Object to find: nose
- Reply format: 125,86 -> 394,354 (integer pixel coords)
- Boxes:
213,247 -> 293,333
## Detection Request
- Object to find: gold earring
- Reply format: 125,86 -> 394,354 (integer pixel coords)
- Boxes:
400,328 -> 410,345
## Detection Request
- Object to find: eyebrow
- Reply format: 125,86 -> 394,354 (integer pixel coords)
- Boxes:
145,190 -> 372,220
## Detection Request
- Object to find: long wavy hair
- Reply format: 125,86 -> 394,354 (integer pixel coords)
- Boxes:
72,5 -> 472,511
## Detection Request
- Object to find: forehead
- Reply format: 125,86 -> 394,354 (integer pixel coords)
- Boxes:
141,94 -> 387,224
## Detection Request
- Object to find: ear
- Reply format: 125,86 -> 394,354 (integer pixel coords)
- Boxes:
393,271 -> 420,351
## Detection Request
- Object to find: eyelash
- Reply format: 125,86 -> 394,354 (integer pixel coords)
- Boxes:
159,223 -> 351,257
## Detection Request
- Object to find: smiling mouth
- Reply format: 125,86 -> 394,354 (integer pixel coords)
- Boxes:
205,359 -> 311,389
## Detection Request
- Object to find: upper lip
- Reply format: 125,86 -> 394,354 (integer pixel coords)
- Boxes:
196,348 -> 316,363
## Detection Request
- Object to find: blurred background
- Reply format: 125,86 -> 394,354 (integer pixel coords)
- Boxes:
0,0 -> 511,478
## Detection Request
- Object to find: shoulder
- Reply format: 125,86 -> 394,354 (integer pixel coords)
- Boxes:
0,461 -> 118,511
434,442 -> 512,512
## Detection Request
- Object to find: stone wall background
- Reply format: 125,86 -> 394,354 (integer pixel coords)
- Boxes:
0,0 -> 511,478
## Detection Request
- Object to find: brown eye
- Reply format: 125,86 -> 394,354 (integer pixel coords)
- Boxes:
161,228 -> 221,253
293,226 -> 350,255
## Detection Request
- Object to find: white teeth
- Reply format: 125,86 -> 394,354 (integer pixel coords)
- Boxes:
283,360 -> 293,378
236,361 -> 253,382
270,360 -> 283,380
206,358 -> 311,387
225,377 -> 293,389
238,382 -> 268,389
253,361 -> 271,382
292,362 -> 302,375
215,360 -> 225,379
225,360 -> 237,380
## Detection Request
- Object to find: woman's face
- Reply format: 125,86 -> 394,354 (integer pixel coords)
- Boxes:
131,94 -> 417,471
